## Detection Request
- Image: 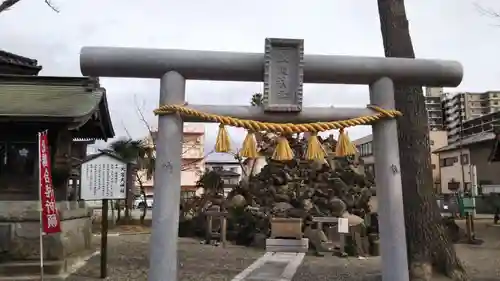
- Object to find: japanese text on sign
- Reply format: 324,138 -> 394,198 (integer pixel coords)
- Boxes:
38,131 -> 61,234
80,155 -> 127,200
274,50 -> 290,99
263,38 -> 304,112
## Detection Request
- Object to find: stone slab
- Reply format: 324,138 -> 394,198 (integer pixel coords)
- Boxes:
312,216 -> 339,223
265,238 -> 308,253
262,38 -> 304,112
231,252 -> 305,281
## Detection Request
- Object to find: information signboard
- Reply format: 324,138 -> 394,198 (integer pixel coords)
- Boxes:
80,154 -> 127,200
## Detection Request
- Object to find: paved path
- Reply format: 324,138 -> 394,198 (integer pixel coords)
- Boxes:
232,252 -> 305,281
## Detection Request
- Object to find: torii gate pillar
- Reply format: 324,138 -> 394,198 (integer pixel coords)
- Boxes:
152,71 -> 185,280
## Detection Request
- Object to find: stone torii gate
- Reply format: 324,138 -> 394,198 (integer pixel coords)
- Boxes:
79,38 -> 463,281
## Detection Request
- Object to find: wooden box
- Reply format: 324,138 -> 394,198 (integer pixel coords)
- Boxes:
270,218 -> 303,239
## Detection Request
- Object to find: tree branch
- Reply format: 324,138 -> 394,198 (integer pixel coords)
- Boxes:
474,2 -> 500,18
474,2 -> 500,27
44,0 -> 59,13
121,120 -> 133,139
0,0 -> 59,14
133,95 -> 208,172
134,95 -> 156,151
181,150 -> 214,171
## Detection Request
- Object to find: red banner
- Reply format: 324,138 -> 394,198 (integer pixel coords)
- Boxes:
38,131 -> 62,234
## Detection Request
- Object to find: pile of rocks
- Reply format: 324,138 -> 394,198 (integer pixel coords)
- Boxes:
190,135 -> 377,255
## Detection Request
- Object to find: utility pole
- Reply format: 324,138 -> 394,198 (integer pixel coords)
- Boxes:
457,102 -> 473,241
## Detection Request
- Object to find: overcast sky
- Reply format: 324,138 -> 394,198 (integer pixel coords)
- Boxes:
1,0 -> 499,159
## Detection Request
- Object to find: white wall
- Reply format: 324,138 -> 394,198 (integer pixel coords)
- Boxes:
439,149 -> 471,193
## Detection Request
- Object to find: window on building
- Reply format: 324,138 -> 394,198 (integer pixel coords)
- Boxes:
0,142 -> 37,177
431,164 -> 436,170
358,142 -> 373,157
440,157 -> 458,167
461,154 -> 469,165
430,140 -> 435,146
448,181 -> 460,191
181,191 -> 196,200
366,142 -> 373,155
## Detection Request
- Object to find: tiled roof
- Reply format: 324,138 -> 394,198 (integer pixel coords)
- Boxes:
0,78 -> 102,118
0,74 -> 114,140
0,50 -> 42,74
83,150 -> 136,164
433,131 -> 495,153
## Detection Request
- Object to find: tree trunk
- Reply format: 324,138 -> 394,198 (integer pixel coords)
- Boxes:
376,1 -> 468,280
140,190 -> 147,224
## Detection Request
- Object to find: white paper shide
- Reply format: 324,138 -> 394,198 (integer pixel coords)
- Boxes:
80,154 -> 127,200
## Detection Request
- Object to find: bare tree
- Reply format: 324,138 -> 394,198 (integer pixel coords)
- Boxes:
0,0 -> 59,14
132,96 -> 212,215
135,173 -> 148,224
133,95 -> 210,171
377,0 -> 468,280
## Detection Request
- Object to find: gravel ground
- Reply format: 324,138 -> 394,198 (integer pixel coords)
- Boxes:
65,220 -> 499,281
66,236 -> 263,281
292,220 -> 500,281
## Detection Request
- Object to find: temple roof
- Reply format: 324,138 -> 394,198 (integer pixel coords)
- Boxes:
0,74 -> 114,140
0,50 -> 42,75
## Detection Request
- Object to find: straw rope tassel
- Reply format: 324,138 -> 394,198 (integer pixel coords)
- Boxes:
239,131 -> 258,158
335,129 -> 357,157
272,136 -> 294,161
305,132 -> 326,160
215,124 -> 231,153
346,131 -> 358,154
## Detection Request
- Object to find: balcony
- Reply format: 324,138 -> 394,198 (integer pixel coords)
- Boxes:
447,120 -> 460,128
427,108 -> 442,112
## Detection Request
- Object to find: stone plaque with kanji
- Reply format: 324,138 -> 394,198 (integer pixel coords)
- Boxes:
263,38 -> 304,112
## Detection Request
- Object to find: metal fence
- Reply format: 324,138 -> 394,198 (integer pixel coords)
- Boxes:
436,194 -> 500,215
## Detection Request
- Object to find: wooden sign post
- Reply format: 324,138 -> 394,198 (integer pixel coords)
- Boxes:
80,151 -> 128,279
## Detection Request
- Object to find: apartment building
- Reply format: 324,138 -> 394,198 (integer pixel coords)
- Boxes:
461,110 -> 500,140
136,123 -> 205,197
425,87 -> 445,131
443,90 -> 500,143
